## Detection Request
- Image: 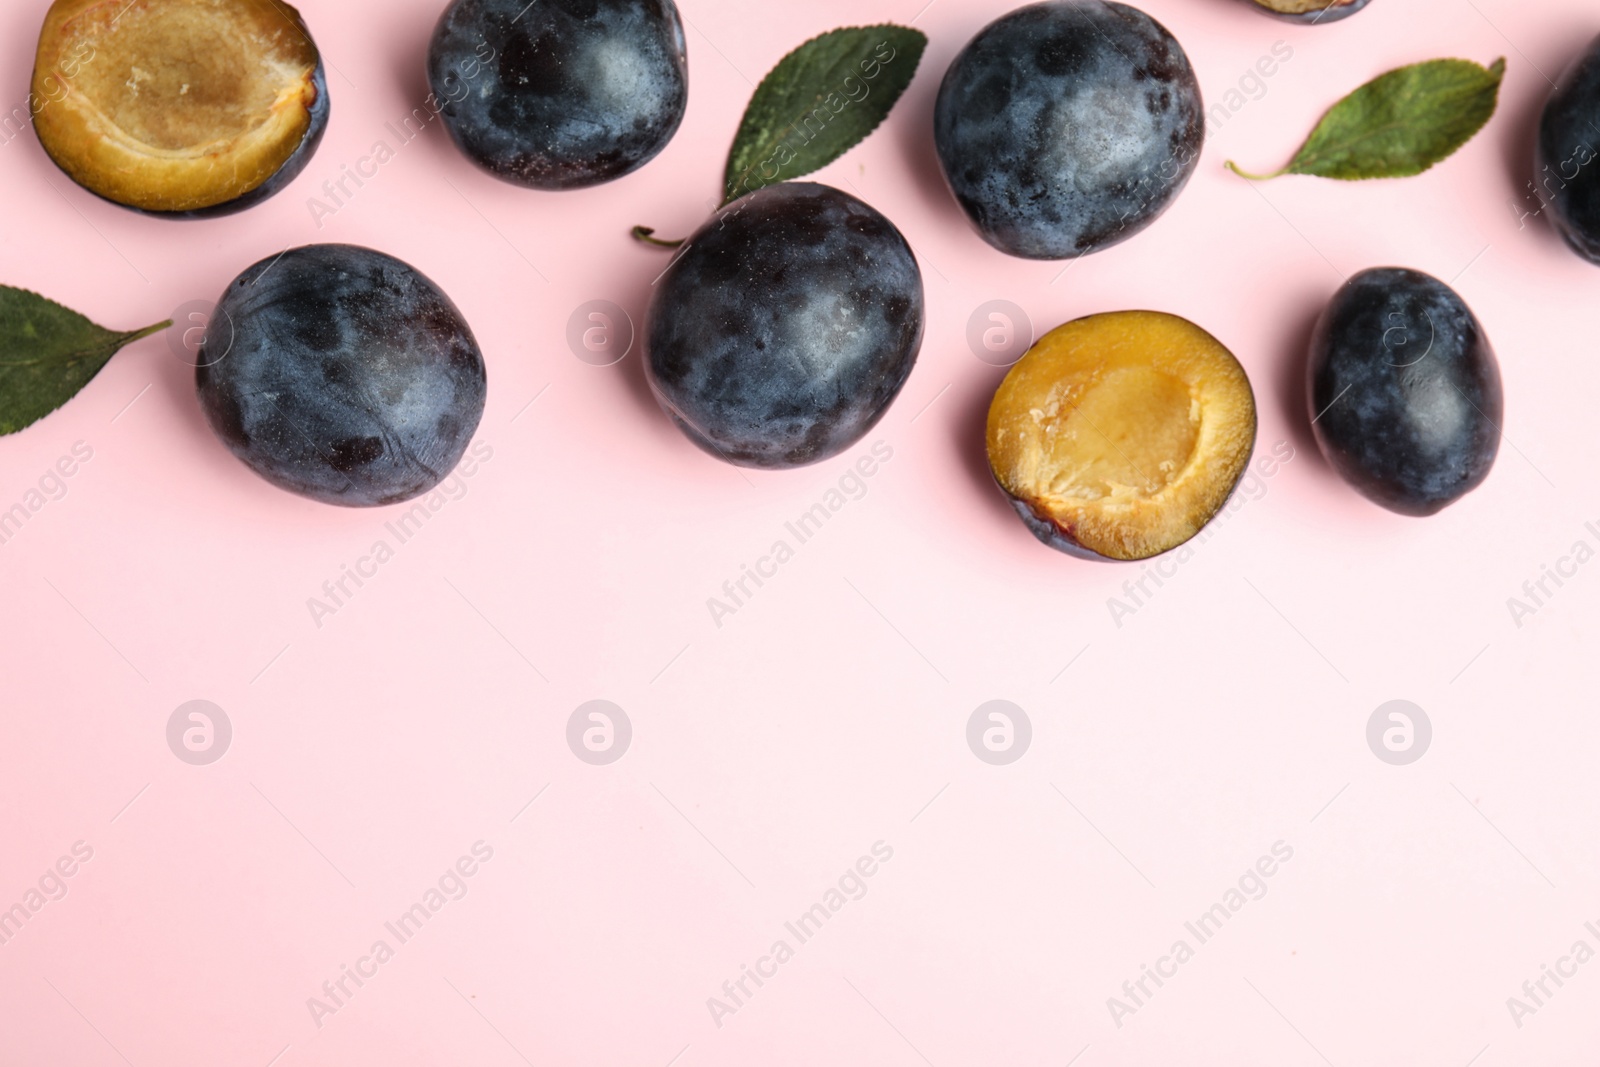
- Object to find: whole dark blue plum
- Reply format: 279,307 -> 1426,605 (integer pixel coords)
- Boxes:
933,1 -> 1203,260
428,0 -> 687,190
1537,32 -> 1600,264
1245,0 -> 1370,24
645,182 -> 923,469
197,245 -> 487,507
1308,269 -> 1502,517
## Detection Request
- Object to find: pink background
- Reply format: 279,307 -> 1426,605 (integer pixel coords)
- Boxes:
2,0 -> 1597,1063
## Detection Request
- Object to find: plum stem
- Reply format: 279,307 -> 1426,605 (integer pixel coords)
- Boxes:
631,226 -> 686,249
1225,160 -> 1289,181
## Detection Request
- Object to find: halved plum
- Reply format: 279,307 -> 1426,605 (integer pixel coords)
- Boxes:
986,311 -> 1257,562
32,0 -> 328,217
1245,0 -> 1371,23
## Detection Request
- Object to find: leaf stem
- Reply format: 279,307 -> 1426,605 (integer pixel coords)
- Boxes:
122,319 -> 173,343
631,226 -> 686,249
1224,160 -> 1288,181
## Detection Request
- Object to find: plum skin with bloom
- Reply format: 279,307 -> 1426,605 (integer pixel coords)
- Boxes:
427,0 -> 688,190
645,182 -> 924,469
1308,268 -> 1502,516
933,0 -> 1204,260
196,245 -> 487,507
1537,32 -> 1600,264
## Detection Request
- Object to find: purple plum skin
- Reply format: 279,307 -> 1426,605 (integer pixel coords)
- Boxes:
196,244 -> 487,507
428,0 -> 688,190
933,0 -> 1205,260
1536,32 -> 1600,264
1308,268 -> 1501,517
645,182 -> 924,469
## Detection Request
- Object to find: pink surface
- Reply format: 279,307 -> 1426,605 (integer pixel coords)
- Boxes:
2,0 -> 1598,1063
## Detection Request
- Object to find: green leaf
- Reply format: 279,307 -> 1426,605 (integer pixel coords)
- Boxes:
721,25 -> 928,205
1227,57 -> 1506,181
0,286 -> 170,436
